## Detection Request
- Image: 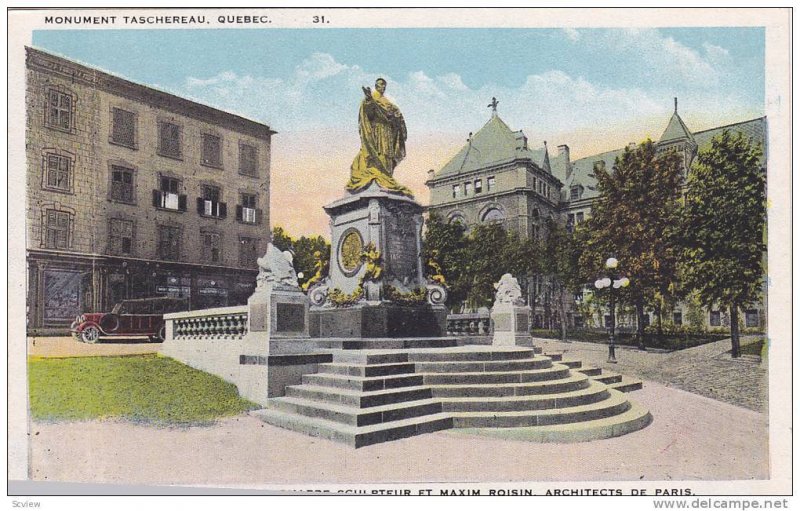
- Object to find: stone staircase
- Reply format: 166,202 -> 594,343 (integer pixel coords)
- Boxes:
253,343 -> 650,448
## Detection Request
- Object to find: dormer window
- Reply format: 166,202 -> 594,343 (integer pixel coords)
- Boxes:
570,186 -> 581,201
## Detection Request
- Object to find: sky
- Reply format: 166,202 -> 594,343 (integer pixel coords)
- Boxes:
32,27 -> 765,237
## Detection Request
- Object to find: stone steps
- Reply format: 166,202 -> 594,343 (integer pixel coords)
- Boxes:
319,361 -> 417,377
302,372 -> 424,391
253,344 -> 650,448
428,373 -> 591,398
449,390 -> 631,428
453,398 -> 653,443
253,408 -> 454,448
440,381 -> 611,412
576,366 -> 602,376
420,365 -> 571,385
286,383 -> 433,408
339,338 -> 459,350
268,395 -> 443,426
412,356 -> 553,373
592,371 -> 623,385
609,377 -> 644,393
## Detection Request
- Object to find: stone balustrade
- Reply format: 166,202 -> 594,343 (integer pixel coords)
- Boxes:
165,305 -> 249,341
447,312 -> 492,336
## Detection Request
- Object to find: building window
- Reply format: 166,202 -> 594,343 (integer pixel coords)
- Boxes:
44,209 -> 72,249
448,213 -> 465,226
158,121 -> 182,159
709,311 -> 721,327
110,165 -> 135,203
464,182 -> 472,196
673,311 -> 683,326
45,88 -> 75,132
202,232 -> 222,263
487,176 -> 496,192
452,184 -> 461,199
153,176 -> 186,212
197,185 -> 227,218
239,236 -> 259,267
108,219 -> 134,255
236,193 -> 262,224
42,153 -> 72,193
604,314 -> 612,328
745,309 -> 759,328
158,225 -> 182,261
570,186 -> 581,201
567,214 -> 575,232
202,134 -> 222,168
474,179 -> 483,194
576,212 -> 585,224
111,108 -> 136,148
482,208 -> 504,223
239,143 -> 258,177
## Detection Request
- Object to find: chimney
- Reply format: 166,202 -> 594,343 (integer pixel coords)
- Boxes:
558,144 -> 572,179
558,144 -> 570,163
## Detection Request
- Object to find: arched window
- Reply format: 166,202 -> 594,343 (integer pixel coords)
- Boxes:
447,212 -> 466,226
481,208 -> 505,223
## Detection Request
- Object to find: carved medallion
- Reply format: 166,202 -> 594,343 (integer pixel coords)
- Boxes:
339,229 -> 364,275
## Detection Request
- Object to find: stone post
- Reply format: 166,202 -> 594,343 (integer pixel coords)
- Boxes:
491,273 -> 533,347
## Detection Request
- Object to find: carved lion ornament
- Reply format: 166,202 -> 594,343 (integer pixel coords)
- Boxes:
493,273 -> 525,307
255,243 -> 300,291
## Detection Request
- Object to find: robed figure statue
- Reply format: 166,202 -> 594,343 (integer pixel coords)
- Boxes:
347,78 -> 413,197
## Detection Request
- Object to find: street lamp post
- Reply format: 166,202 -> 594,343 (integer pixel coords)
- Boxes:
594,257 -> 630,364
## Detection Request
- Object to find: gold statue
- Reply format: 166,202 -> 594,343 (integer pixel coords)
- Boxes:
347,78 -> 413,196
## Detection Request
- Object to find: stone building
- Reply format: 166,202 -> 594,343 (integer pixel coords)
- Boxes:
25,47 -> 274,334
426,99 -> 767,330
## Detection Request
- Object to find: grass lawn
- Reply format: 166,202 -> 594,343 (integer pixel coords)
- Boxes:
28,354 -> 260,426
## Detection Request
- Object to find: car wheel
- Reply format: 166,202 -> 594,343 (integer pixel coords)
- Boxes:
81,326 -> 100,344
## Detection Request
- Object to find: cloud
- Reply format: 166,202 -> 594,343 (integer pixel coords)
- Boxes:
179,48 -> 760,235
591,28 -> 725,88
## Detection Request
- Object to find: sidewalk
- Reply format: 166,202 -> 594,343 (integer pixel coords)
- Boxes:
28,379 -> 768,486
535,336 -> 767,412
28,336 -> 161,358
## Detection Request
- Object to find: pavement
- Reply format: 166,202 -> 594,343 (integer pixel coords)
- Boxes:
535,336 -> 767,412
27,336 -> 161,358
24,334 -> 770,486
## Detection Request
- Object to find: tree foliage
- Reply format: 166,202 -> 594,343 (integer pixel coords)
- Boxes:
423,213 -> 539,311
680,130 -> 765,356
270,226 -> 331,289
579,139 -> 684,345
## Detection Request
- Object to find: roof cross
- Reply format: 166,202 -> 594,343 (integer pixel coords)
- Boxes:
488,97 -> 499,117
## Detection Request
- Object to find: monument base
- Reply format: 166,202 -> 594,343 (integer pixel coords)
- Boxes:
309,303 -> 447,338
491,304 -> 533,347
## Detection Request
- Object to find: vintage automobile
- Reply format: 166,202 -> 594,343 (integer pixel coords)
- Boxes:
70,297 -> 190,343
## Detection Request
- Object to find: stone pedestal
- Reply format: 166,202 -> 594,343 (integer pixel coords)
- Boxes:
309,303 -> 447,338
491,304 -> 533,347
324,183 -> 425,296
306,184 -> 448,338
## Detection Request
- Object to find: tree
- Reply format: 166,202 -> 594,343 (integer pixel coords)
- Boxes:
270,226 -> 331,289
680,130 -> 765,358
542,217 -> 583,340
579,139 -> 684,348
422,213 -> 468,309
423,214 -> 537,312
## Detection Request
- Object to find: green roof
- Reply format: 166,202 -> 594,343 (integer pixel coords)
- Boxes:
659,111 -> 696,144
436,114 -> 548,177
567,117 -> 767,204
